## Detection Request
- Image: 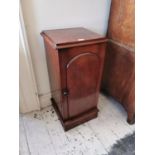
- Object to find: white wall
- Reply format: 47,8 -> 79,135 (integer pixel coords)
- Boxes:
21,0 -> 111,107
19,6 -> 40,113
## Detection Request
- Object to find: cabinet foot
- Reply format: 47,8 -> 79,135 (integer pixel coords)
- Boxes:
127,113 -> 135,125
51,98 -> 98,131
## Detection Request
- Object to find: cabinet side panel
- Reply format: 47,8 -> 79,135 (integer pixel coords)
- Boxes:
43,38 -> 62,112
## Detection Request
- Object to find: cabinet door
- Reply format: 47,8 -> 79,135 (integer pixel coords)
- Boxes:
66,52 -> 100,117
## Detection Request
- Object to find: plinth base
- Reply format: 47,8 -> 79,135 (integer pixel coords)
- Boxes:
51,98 -> 98,131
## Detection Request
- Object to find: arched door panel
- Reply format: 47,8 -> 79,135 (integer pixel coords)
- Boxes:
66,53 -> 100,117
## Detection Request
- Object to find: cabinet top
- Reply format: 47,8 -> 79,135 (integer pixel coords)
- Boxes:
41,27 -> 107,49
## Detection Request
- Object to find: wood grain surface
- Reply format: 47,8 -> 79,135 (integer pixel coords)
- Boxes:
41,27 -> 107,130
108,0 -> 135,49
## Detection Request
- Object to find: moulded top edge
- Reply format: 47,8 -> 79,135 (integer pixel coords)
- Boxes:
41,27 -> 107,49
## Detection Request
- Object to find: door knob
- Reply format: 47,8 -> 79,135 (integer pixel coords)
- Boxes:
63,88 -> 69,96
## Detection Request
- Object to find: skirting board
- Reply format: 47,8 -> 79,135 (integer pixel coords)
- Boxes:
39,92 -> 52,108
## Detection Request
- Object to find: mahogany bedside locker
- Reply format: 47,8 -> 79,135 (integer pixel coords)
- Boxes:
41,27 -> 107,131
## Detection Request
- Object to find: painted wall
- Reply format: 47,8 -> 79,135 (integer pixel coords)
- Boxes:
19,7 -> 40,113
21,0 -> 111,107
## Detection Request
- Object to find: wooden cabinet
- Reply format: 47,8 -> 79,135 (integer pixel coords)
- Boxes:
41,27 -> 107,131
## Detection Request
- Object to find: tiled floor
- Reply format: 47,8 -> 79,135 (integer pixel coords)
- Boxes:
20,94 -> 135,155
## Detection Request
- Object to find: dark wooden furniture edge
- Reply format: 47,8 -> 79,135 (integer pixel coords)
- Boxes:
101,40 -> 135,125
41,31 -> 108,49
127,112 -> 135,124
101,90 -> 135,125
51,98 -> 98,131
